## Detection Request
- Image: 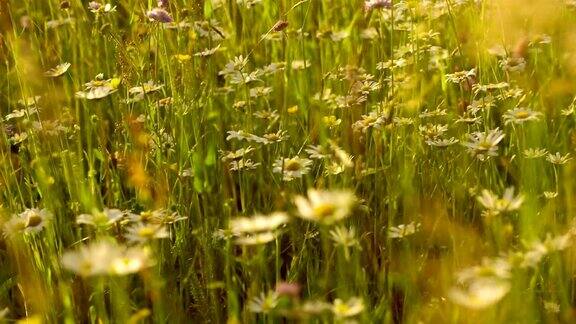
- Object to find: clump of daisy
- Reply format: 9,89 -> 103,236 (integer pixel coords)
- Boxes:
226,130 -> 254,142
462,128 -> 505,161
523,147 -> 547,159
419,109 -> 447,119
218,55 -> 250,84
44,62 -> 71,77
445,68 -> 476,84
192,45 -> 219,59
305,142 -> 354,175
393,116 -> 414,126
221,147 -> 255,162
519,232 -> 574,268
449,258 -> 512,309
329,226 -> 361,260
76,208 -> 126,228
248,291 -> 280,314
543,191 -> 558,199
456,258 -> 512,283
228,212 -> 289,245
544,301 -> 560,314
5,106 -> 38,121
124,223 -> 170,244
426,137 -> 459,148
127,80 -> 164,103
294,189 -> 356,225
546,152 -> 572,165
61,241 -> 153,277
3,208 -> 53,236
477,187 -> 524,216
297,300 -> 332,316
499,57 -> 526,73
75,73 -> 121,100
110,245 -> 154,275
419,123 -> 448,140
306,145 -> 331,160
128,209 -> 187,225
15,97 -> 40,109
257,129 -> 289,145
249,86 -> 273,98
473,82 -> 509,95
221,146 -> 261,171
352,111 -> 388,133
503,107 -> 542,125
448,277 -> 511,310
387,221 -> 421,239
229,159 -> 261,172
273,156 -> 313,181
332,297 -> 365,319
456,106 -> 483,125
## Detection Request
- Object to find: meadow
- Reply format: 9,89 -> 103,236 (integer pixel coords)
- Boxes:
2,0 -> 576,322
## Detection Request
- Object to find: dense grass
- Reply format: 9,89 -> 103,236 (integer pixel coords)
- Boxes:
2,0 -> 576,323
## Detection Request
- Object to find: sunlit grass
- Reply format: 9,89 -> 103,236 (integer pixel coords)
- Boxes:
1,0 -> 576,323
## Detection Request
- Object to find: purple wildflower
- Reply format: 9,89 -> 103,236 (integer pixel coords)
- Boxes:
88,1 -> 102,11
146,8 -> 173,23
364,0 -> 392,11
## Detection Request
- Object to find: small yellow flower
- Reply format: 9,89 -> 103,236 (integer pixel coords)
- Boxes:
322,115 -> 342,128
287,105 -> 299,114
173,54 -> 191,63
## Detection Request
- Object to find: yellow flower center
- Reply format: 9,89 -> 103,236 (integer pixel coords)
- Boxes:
334,304 -> 349,316
265,134 -> 280,141
80,261 -> 94,275
26,214 -> 43,227
495,199 -> 510,210
313,203 -> 336,218
478,142 -> 493,151
514,111 -> 530,119
284,160 -> 302,171
140,212 -> 153,222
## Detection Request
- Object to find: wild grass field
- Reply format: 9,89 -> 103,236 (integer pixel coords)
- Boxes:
2,0 -> 576,323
